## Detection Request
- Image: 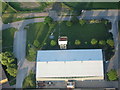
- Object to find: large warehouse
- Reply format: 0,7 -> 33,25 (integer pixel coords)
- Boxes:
36,49 -> 104,81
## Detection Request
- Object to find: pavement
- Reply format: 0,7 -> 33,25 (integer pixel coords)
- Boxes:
1,9 -> 120,89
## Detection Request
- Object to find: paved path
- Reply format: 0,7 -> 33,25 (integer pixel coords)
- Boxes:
1,10 -> 120,88
14,18 -> 44,88
2,12 -> 48,18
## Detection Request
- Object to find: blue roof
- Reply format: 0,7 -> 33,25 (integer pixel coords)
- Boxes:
36,49 -> 103,62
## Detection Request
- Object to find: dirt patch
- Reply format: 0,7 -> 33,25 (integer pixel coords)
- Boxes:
20,2 -> 40,9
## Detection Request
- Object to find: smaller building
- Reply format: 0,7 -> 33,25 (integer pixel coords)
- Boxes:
58,36 -> 68,49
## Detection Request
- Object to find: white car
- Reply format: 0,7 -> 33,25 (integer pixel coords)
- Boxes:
67,81 -> 75,88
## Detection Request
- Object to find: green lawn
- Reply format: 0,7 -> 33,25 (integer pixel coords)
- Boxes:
2,28 -> 17,52
26,22 -> 53,61
26,21 -> 114,61
2,2 -> 17,14
45,22 -> 112,49
64,2 -> 118,10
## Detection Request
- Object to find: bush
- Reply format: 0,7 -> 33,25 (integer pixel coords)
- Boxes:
6,68 -> 17,77
107,69 -> 118,81
99,40 -> 106,45
50,40 -> 56,46
106,39 -> 114,47
79,19 -> 86,26
33,40 -> 40,48
27,48 -> 36,61
23,71 -> 36,88
89,20 -> 100,24
44,16 -> 53,24
75,40 -> 81,45
91,39 -> 98,45
0,52 -> 17,77
66,21 -> 72,27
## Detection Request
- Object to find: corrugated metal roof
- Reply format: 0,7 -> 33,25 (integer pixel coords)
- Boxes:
36,49 -> 104,78
36,49 -> 103,62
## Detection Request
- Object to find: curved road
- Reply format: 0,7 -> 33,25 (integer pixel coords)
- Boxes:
1,10 -> 120,88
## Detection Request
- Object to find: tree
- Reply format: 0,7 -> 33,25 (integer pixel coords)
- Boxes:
0,52 -> 17,77
6,67 -> 17,77
0,52 -> 14,66
75,40 -> 81,45
50,40 -> 56,46
99,40 -> 106,45
23,71 -> 36,88
107,69 -> 118,81
70,16 -> 79,24
33,40 -> 40,48
44,16 -> 53,24
106,39 -> 114,47
91,39 -> 98,45
66,21 -> 72,27
79,19 -> 86,26
29,48 -> 36,57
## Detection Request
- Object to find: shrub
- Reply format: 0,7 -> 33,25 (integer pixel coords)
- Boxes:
106,39 -> 114,47
99,40 -> 106,45
6,68 -> 17,77
0,52 -> 17,77
50,40 -> 56,46
23,71 -> 36,88
107,69 -> 118,81
75,40 -> 81,45
91,39 -> 98,45
89,20 -> 100,24
44,16 -> 53,24
66,21 -> 72,27
29,48 -> 36,56
33,40 -> 40,48
79,19 -> 86,26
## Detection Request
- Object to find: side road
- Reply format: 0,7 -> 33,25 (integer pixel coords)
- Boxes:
0,10 -> 119,88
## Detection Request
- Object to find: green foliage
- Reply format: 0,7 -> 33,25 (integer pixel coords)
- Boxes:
107,69 -> 118,81
106,39 -> 114,47
99,40 -> 106,45
6,68 -> 17,77
0,52 -> 17,77
50,40 -> 56,46
23,71 -> 36,88
33,40 -> 40,48
66,21 -> 73,27
70,16 -> 79,24
75,40 -> 81,45
49,22 -> 56,30
2,28 -> 16,52
89,20 -> 100,24
44,16 -> 53,24
91,38 -> 98,45
79,19 -> 86,26
28,48 -> 36,61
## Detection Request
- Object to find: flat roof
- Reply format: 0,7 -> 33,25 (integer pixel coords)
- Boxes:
36,49 -> 103,62
36,49 -> 104,79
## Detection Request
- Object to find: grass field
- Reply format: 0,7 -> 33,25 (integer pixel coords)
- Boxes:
2,2 -> 17,14
44,22 -> 113,49
64,2 -> 118,10
8,2 -> 51,12
26,21 -> 113,61
2,28 -> 17,52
